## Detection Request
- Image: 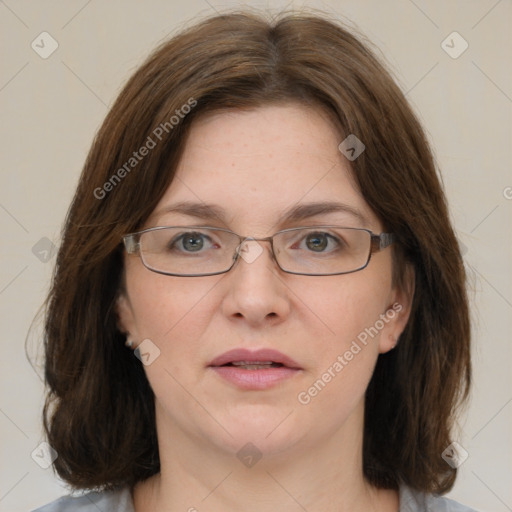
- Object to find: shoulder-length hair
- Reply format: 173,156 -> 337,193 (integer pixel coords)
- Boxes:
43,10 -> 470,494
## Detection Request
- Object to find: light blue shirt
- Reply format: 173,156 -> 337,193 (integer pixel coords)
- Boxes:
32,485 -> 480,511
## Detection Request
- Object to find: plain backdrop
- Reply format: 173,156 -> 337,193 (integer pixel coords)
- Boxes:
1,1 -> 511,511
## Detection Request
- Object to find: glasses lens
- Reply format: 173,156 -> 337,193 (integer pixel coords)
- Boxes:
139,227 -> 239,275
136,226 -> 373,276
273,227 -> 371,275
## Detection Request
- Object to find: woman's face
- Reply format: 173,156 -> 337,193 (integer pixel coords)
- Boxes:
117,104 -> 412,460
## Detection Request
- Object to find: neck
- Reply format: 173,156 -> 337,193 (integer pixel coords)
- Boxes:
133,401 -> 399,512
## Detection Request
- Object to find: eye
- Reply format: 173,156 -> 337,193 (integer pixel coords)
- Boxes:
292,231 -> 342,253
169,231 -> 217,253
306,232 -> 336,252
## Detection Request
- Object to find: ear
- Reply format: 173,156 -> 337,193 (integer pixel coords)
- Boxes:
115,292 -> 137,339
378,263 -> 415,354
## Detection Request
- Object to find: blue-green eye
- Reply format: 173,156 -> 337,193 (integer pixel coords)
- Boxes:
169,232 -> 215,253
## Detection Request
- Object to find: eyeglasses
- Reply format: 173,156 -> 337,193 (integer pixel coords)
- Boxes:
122,226 -> 394,277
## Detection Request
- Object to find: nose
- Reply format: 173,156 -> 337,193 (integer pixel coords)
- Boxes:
220,239 -> 291,327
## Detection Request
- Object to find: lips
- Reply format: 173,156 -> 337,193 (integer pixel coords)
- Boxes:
208,348 -> 302,390
208,348 -> 302,369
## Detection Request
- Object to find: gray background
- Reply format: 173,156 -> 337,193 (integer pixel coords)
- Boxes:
0,1 -> 511,511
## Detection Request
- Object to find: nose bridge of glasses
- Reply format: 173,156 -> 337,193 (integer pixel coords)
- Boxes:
235,235 -> 275,265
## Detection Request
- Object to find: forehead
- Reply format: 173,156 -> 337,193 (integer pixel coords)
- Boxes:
149,104 -> 380,232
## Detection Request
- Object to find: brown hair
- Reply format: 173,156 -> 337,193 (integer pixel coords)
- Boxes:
43,9 -> 471,494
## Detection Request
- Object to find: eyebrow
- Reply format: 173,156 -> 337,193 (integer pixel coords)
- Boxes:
154,200 -> 370,227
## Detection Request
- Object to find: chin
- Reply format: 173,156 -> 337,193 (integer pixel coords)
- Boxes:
208,405 -> 306,456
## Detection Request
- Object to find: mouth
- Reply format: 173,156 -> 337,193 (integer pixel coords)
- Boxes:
222,361 -> 285,370
208,348 -> 302,390
208,348 -> 302,370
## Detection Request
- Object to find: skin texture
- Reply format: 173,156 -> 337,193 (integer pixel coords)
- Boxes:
117,104 -> 414,512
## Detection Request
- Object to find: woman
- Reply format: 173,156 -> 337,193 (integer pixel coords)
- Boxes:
34,10 -> 476,512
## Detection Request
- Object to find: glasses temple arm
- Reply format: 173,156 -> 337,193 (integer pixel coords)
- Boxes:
123,234 -> 140,254
371,233 -> 395,252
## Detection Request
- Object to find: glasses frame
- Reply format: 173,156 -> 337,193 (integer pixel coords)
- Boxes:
122,225 -> 395,277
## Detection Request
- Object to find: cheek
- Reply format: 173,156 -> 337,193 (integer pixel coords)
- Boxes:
126,271 -> 223,398
126,264 -> 222,346
295,261 -> 393,409
294,275 -> 388,416
298,267 -> 392,352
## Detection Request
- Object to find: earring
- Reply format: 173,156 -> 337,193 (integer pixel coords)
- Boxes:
125,338 -> 134,349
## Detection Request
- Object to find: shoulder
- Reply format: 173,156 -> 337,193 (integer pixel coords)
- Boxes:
31,487 -> 134,512
399,485 -> 481,512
